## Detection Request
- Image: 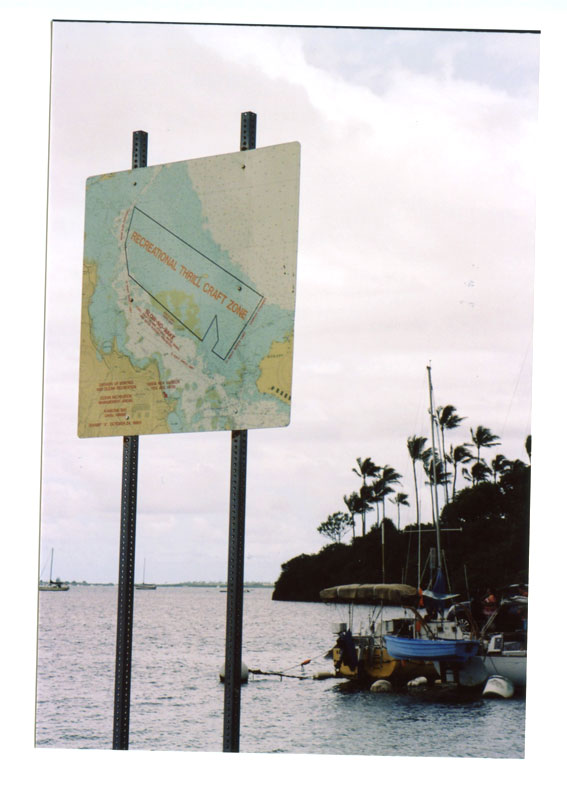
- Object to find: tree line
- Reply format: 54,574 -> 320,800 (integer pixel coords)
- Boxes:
272,406 -> 530,601
317,405 -> 530,546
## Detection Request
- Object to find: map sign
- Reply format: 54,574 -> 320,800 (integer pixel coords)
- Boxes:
78,142 -> 300,438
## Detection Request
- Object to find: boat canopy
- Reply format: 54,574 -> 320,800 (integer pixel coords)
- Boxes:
320,583 -> 418,605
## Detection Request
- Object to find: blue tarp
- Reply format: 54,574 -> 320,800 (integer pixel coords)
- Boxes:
422,569 -> 458,614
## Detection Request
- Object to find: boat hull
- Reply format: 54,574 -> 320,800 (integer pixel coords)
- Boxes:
479,633 -> 526,687
39,584 -> 70,592
332,644 -> 437,685
482,654 -> 526,687
384,635 -> 479,664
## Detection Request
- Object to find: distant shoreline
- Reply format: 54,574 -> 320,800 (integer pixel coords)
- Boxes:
52,581 -> 275,588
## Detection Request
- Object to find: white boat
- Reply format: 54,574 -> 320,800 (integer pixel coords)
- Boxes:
39,548 -> 70,592
135,559 -> 156,590
482,632 -> 527,687
458,597 -> 527,689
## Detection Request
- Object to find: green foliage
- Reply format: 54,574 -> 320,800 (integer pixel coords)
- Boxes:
437,405 -> 465,431
272,520 -> 406,602
274,410 -> 530,601
439,459 -> 530,591
317,511 -> 351,543
273,460 -> 530,602
470,425 -> 501,460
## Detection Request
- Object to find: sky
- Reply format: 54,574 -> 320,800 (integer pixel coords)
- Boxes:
38,21 -> 539,585
4,0 -> 567,792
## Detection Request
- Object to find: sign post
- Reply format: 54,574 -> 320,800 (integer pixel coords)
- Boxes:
222,112 -> 256,753
112,131 -> 147,750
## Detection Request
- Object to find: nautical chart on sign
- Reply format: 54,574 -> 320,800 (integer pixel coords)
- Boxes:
78,142 -> 300,438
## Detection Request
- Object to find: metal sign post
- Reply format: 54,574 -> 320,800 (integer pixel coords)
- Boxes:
222,112 -> 256,753
112,130 -> 147,751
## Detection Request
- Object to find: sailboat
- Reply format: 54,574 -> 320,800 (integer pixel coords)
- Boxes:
135,559 -> 156,590
39,548 -> 70,592
382,366 -> 480,672
321,583 -> 439,685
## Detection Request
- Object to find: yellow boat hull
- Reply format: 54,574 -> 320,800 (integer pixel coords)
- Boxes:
333,645 -> 437,685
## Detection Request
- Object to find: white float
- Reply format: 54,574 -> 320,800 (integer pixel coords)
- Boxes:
370,679 -> 393,693
219,662 -> 249,683
483,675 -> 514,698
407,676 -> 428,688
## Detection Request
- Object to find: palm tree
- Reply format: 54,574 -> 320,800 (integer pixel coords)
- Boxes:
372,476 -> 394,526
382,464 -> 403,488
406,436 -> 429,528
343,493 -> 359,538
352,457 -> 379,535
379,465 -> 402,521
423,452 -> 450,523
491,453 -> 512,483
353,457 -> 379,484
390,492 -> 410,530
406,435 -> 429,587
436,405 -> 465,503
470,425 -> 501,465
360,483 -> 375,532
344,491 -> 372,538
463,460 -> 492,486
525,435 -> 532,465
447,443 -> 472,499
370,479 -> 384,526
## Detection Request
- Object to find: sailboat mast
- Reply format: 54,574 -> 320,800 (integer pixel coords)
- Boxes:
49,548 -> 54,583
426,365 -> 443,568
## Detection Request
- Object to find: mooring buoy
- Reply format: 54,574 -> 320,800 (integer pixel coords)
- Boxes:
370,679 -> 393,693
219,662 -> 249,683
483,675 -> 514,698
312,671 -> 336,680
407,676 -> 428,688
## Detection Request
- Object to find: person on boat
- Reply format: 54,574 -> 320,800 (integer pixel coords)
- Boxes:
336,630 -> 358,671
482,588 -> 497,620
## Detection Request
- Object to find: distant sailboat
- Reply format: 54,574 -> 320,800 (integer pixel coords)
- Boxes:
39,548 -> 70,592
135,559 -> 156,590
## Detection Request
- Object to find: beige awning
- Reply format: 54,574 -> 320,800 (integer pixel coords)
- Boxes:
319,583 -> 418,605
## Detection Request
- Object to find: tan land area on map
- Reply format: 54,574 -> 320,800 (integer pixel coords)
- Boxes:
256,335 -> 293,404
78,261 -> 176,437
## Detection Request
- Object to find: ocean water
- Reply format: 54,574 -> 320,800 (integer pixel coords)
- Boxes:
36,586 -> 525,757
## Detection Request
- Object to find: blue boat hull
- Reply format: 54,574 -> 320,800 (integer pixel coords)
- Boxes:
384,635 -> 480,664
